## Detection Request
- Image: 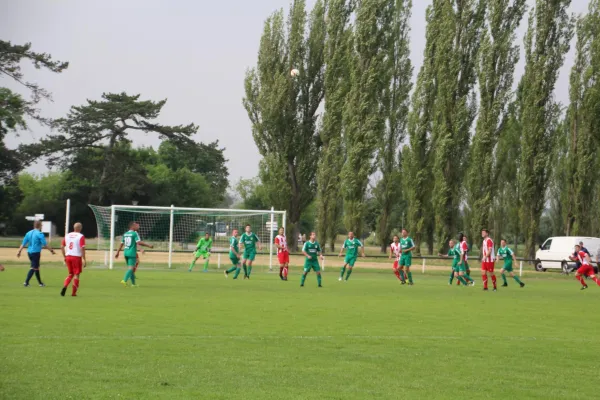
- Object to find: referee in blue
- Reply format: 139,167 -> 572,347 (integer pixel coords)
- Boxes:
16,220 -> 56,287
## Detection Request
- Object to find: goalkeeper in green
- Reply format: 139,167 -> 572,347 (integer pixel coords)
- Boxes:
189,232 -> 212,272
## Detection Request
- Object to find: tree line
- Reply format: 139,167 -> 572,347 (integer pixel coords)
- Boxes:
0,41 -> 229,237
242,0 -> 600,258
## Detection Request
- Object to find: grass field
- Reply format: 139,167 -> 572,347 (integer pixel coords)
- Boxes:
1,261 -> 599,400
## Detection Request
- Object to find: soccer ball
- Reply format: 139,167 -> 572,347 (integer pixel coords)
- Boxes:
290,68 -> 299,77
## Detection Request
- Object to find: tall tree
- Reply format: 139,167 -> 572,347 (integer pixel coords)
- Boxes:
518,0 -> 574,259
0,88 -> 27,182
430,0 -> 485,253
243,0 -> 326,249
375,0 -> 413,252
467,0 -> 526,236
20,92 -> 199,204
341,0 -> 389,236
316,0 -> 352,251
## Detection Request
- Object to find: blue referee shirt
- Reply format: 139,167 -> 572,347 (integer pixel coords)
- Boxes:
21,229 -> 47,253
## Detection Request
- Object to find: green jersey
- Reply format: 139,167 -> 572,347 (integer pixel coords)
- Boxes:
303,240 -> 322,260
343,238 -> 363,258
229,236 -> 239,255
122,230 -> 140,258
497,246 -> 514,265
447,244 -> 461,262
400,237 -> 415,254
196,238 -> 212,253
240,232 -> 260,251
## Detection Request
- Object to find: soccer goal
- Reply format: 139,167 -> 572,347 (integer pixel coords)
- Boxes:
89,205 -> 286,270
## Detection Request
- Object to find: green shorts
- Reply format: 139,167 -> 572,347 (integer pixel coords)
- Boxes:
243,250 -> 256,261
195,250 -> 210,259
125,256 -> 137,267
344,256 -> 357,267
457,262 -> 468,272
303,259 -> 321,273
502,262 -> 513,272
400,253 -> 412,267
451,260 -> 459,272
229,254 -> 240,266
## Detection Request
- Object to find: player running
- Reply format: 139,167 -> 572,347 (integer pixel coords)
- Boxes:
399,229 -> 415,285
440,239 -> 462,285
275,227 -> 289,281
301,232 -> 323,288
115,222 -> 153,287
497,239 -> 525,288
390,235 -> 406,282
570,244 -> 600,290
224,229 -> 243,279
239,224 -> 261,279
60,222 -> 86,297
338,231 -> 365,282
481,229 -> 497,291
189,232 -> 213,272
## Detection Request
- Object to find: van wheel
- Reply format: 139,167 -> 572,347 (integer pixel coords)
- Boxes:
561,262 -> 570,274
535,260 -> 546,272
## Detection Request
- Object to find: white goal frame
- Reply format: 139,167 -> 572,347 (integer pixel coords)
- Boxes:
107,205 -> 286,270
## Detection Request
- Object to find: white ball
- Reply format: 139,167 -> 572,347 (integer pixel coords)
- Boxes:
290,68 -> 299,77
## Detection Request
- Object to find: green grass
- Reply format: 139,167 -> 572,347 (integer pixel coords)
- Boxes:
1,263 -> 598,400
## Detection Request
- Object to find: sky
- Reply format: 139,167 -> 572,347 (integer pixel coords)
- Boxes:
1,0 -> 591,186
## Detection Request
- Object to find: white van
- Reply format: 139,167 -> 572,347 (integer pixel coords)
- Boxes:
535,236 -> 600,272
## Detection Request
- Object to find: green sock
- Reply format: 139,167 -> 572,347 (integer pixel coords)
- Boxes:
301,273 -> 307,286
243,265 -> 248,276
501,273 -> 508,285
317,274 -> 322,286
247,266 -> 253,277
449,270 -> 455,284
130,271 -> 136,285
400,270 -> 406,282
464,274 -> 474,282
233,267 -> 241,279
513,275 -> 522,284
189,259 -> 196,271
340,266 -> 346,279
457,275 -> 468,285
123,269 -> 131,282
407,271 -> 413,283
226,266 -> 237,274
345,268 -> 353,281
203,259 -> 209,271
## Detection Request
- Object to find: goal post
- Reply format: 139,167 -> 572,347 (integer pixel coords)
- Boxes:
89,204 -> 286,270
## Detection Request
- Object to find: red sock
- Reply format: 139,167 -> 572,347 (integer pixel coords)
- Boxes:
64,274 -> 73,288
279,266 -> 284,277
491,274 -> 497,288
577,275 -> 586,286
283,267 -> 288,278
482,274 -> 488,289
72,278 -> 79,295
457,279 -> 461,285
592,277 -> 600,286
393,269 -> 400,280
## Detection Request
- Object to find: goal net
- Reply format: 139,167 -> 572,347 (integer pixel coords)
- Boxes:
88,205 -> 286,270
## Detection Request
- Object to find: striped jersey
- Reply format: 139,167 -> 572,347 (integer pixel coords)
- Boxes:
482,238 -> 495,262
390,242 -> 401,260
274,235 -> 288,253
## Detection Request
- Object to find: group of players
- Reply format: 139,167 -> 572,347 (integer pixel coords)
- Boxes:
12,220 -> 600,296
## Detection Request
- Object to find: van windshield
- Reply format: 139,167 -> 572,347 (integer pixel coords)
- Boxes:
541,239 -> 552,251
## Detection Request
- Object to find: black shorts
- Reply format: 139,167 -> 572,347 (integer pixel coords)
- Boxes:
28,252 -> 41,269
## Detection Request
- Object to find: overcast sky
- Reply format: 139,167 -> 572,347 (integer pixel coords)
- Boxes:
1,0 -> 590,186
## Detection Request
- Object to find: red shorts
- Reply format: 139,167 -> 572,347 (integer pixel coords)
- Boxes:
481,261 -> 495,272
578,264 -> 594,277
65,256 -> 83,275
278,251 -> 289,264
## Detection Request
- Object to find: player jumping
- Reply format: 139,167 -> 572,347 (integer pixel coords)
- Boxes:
481,229 -> 497,291
275,227 -> 289,281
570,244 -> 600,290
390,235 -> 406,282
224,229 -> 242,279
189,232 -> 212,272
60,222 -> 86,297
399,229 -> 415,285
115,222 -> 153,287
497,239 -> 525,288
338,231 -> 365,282
301,232 -> 323,288
240,224 -> 261,279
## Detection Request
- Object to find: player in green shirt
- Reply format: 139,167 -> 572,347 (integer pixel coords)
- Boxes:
189,232 -> 213,272
399,229 -> 415,285
338,232 -> 365,282
239,224 -> 261,279
301,232 -> 323,287
115,221 -> 153,287
224,229 -> 243,279
440,239 -> 464,285
497,239 -> 525,288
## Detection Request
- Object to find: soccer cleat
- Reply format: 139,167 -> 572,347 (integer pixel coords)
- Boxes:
493,288 -> 497,292
338,277 -> 342,281
300,284 -> 304,287
581,285 -> 588,290
483,288 -> 488,291
408,282 -> 414,286
469,281 -> 476,286
224,270 -> 228,278
24,283 -> 30,287
72,294 -> 77,297
60,287 -> 67,297
120,280 -> 128,287
520,282 -> 525,288
39,283 -> 45,287
318,284 -> 323,288
400,281 -> 406,285
502,283 -> 508,287
131,284 -> 139,288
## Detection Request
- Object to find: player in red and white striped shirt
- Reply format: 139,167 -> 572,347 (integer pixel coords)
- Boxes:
389,235 -> 405,282
60,222 -> 86,297
481,229 -> 497,291
570,244 -> 600,290
274,227 -> 289,281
